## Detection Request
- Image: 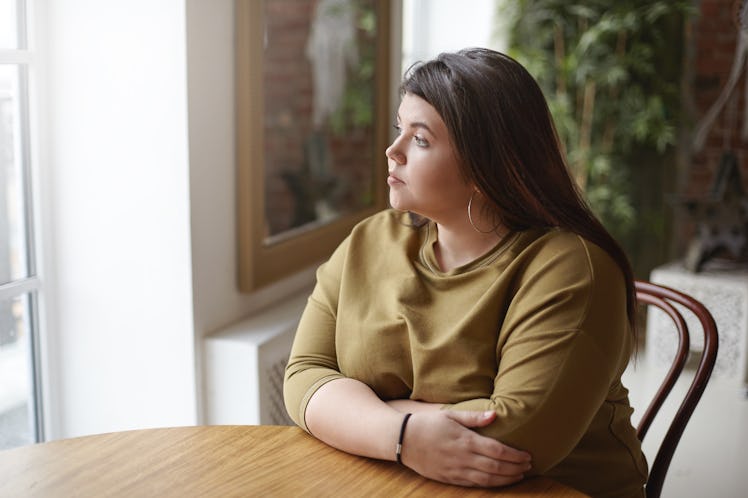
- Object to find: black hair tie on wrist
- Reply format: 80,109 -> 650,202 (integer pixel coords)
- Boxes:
395,413 -> 412,465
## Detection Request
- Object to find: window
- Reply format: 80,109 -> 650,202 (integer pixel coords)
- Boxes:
0,0 -> 42,449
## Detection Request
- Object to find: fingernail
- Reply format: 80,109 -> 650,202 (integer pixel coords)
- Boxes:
483,411 -> 493,418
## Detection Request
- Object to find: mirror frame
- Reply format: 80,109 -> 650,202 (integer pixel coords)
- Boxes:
236,0 -> 391,292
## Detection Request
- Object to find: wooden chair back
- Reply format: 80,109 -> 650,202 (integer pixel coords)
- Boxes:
634,280 -> 719,498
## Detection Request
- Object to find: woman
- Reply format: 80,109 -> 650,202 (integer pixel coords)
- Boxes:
284,48 -> 647,497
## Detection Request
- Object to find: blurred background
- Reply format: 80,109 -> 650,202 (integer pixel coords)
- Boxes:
1,1 -> 746,496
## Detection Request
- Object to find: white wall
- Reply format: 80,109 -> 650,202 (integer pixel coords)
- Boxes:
42,0 -> 196,438
38,0 -> 321,439
401,0 -> 507,72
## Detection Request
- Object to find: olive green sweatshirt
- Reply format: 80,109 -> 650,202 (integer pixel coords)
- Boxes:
284,209 -> 647,497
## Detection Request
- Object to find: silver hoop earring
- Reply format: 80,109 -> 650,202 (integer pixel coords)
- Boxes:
467,191 -> 500,234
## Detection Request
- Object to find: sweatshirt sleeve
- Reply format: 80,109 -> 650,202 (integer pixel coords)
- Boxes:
283,236 -> 349,432
442,236 -> 632,473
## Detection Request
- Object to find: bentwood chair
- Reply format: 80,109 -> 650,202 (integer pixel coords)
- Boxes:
634,280 -> 719,498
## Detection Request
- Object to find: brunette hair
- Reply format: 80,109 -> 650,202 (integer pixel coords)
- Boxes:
401,47 -> 637,331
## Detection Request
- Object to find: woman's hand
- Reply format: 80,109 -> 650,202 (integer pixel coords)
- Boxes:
304,380 -> 529,488
400,410 -> 532,488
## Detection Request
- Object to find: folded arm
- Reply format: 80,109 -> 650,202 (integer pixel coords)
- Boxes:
284,295 -> 531,487
442,242 -> 632,473
302,376 -> 532,487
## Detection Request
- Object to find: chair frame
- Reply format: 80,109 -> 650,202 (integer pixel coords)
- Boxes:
634,280 -> 719,498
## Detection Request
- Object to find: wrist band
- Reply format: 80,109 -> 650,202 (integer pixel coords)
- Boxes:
395,413 -> 412,465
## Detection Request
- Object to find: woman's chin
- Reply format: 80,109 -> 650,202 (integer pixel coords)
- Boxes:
388,195 -> 408,212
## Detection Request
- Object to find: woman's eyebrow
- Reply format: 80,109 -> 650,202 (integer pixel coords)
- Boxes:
401,119 -> 434,135
395,113 -> 436,135
408,121 -> 434,134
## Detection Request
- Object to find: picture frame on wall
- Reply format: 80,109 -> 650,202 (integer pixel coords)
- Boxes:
236,0 -> 391,291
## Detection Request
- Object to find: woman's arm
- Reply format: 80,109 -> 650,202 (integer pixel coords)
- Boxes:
284,229 -> 531,487
305,377 -> 532,487
285,293 -> 533,487
442,239 -> 633,474
385,398 -> 444,413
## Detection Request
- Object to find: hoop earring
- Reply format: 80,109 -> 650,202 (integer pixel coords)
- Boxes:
467,191 -> 501,234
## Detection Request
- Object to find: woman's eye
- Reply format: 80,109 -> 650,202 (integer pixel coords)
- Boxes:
393,124 -> 402,134
414,135 -> 429,147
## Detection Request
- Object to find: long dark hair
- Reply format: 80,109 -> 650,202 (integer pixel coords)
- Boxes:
401,47 -> 637,332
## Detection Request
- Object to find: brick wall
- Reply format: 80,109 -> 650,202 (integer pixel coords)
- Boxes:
262,0 -> 378,238
687,0 -> 747,196
263,0 -> 315,235
667,0 -> 748,262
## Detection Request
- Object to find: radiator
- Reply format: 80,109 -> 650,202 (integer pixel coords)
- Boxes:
203,293 -> 309,426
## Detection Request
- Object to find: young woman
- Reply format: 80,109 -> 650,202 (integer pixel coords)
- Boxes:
284,48 -> 647,497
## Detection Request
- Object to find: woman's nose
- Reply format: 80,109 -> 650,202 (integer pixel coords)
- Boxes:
385,141 -> 405,165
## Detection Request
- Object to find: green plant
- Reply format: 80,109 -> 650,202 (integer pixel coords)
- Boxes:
500,0 -> 693,250
328,0 -> 377,135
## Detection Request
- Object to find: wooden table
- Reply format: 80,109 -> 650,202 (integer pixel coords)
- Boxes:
0,425 -> 588,497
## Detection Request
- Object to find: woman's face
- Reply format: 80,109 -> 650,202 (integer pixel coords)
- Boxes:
385,93 -> 473,223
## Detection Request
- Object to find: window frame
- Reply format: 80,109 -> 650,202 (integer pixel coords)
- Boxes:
0,0 -> 44,445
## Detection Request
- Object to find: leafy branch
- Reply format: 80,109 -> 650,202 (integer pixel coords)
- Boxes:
501,0 -> 693,240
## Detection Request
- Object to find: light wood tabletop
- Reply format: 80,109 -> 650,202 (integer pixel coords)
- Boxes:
0,425 -> 588,497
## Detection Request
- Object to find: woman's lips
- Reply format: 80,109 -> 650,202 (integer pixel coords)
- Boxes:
387,175 -> 404,186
